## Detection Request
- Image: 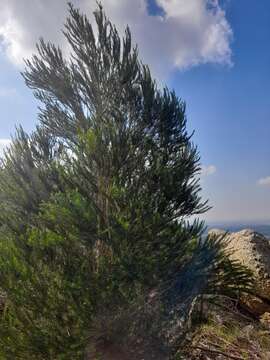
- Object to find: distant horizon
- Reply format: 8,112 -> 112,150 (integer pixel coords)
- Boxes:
205,219 -> 270,226
204,221 -> 270,238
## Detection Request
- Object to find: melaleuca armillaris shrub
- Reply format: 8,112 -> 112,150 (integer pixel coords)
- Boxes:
0,4 -> 253,359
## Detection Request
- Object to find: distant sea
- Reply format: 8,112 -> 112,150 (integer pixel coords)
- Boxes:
206,223 -> 270,238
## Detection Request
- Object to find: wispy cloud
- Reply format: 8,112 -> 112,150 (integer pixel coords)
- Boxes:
0,0 -> 233,78
201,164 -> 217,176
257,176 -> 270,187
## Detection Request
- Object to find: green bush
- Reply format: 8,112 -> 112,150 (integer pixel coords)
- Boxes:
0,4 -> 253,359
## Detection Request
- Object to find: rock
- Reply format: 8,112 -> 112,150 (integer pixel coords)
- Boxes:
208,228 -> 270,316
242,324 -> 254,339
263,352 -> 270,360
208,228 -> 227,237
260,312 -> 270,330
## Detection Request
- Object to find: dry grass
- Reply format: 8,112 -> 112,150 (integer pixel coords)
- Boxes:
180,302 -> 270,360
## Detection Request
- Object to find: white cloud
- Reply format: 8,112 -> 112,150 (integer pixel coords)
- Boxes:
201,164 -> 216,176
0,0 -> 233,77
0,139 -> 11,157
257,176 -> 270,187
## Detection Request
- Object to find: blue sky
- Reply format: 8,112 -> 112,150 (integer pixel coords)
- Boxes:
0,0 -> 270,223
168,1 -> 270,223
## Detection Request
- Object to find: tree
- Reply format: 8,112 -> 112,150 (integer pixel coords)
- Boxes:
0,4 -> 252,359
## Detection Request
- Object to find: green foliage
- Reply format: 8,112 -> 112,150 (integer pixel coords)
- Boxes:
0,3 -> 253,359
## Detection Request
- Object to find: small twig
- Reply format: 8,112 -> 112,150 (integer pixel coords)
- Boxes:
192,345 -> 244,360
205,336 -> 239,352
211,300 -> 255,322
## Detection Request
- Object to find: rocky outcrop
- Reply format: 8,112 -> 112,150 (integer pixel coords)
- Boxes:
209,228 -> 270,316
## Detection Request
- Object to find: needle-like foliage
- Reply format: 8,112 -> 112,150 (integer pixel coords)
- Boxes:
0,4 -> 252,359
